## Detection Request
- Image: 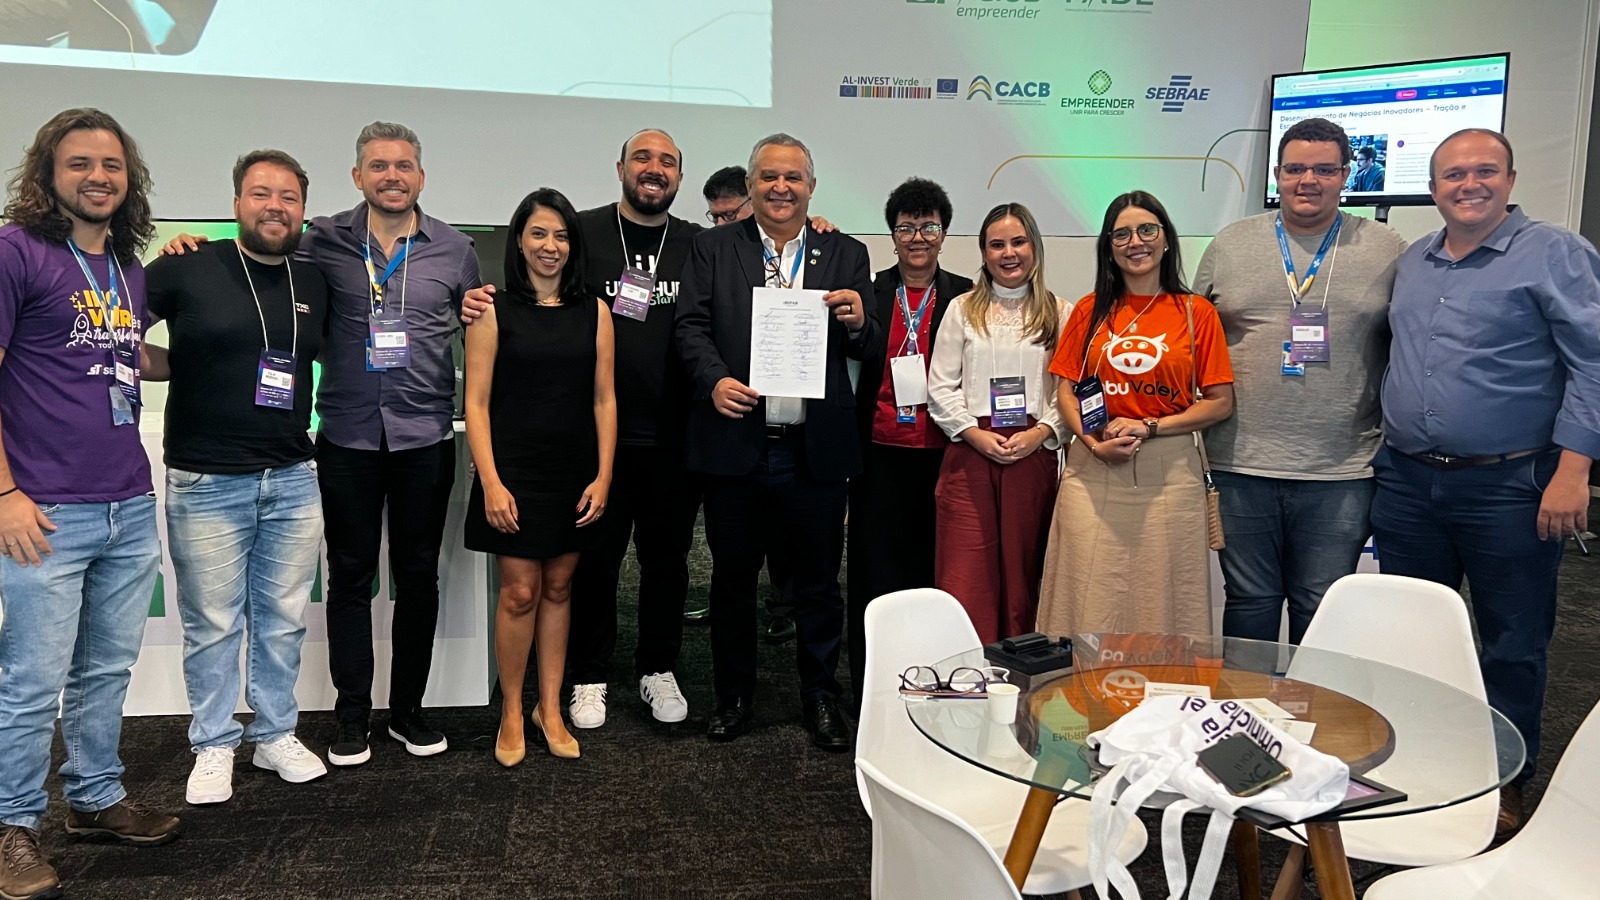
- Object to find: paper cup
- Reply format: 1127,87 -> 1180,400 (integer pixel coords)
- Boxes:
987,682 -> 1021,725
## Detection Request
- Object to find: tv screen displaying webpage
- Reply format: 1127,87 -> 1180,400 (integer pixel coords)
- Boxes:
1265,54 -> 1510,208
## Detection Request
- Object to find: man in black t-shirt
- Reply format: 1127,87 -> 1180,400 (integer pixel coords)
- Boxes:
145,150 -> 331,806
564,129 -> 705,728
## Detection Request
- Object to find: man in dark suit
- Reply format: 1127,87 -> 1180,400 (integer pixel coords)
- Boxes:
848,178 -> 973,713
676,133 -> 878,749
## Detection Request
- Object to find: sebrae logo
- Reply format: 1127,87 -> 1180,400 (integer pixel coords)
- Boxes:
1070,0 -> 1156,9
1148,74 -> 1211,112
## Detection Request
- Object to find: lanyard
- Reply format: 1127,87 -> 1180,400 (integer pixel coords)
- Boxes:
364,209 -> 415,315
1088,293 -> 1165,376
762,232 -> 806,289
1275,212 -> 1342,301
896,281 -> 934,355
236,242 -> 298,359
617,206 -> 670,279
67,235 -> 123,319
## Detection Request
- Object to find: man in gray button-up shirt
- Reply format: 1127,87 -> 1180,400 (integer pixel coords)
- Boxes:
1373,128 -> 1600,833
304,123 -> 481,768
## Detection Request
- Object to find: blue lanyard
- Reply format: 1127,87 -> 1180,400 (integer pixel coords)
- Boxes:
67,236 -> 121,318
1275,212 -> 1342,301
762,232 -> 805,289
896,282 -> 935,355
364,231 -> 411,285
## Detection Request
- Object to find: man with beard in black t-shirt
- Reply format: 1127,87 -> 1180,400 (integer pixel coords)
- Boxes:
145,150 -> 331,805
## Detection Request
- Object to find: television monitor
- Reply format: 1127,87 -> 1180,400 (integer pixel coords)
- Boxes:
1265,53 -> 1510,210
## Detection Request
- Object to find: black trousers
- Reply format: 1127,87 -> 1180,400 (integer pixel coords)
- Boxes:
847,442 -> 946,706
567,443 -> 701,683
317,434 -> 456,723
702,432 -> 848,702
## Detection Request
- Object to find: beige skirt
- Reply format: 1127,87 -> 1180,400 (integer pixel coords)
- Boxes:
1035,433 -> 1213,638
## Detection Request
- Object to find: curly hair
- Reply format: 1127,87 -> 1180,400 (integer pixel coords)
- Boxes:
1277,117 -> 1352,167
883,177 -> 954,231
3,108 -> 155,264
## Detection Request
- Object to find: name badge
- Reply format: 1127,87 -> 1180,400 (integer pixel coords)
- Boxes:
367,312 -> 411,370
890,353 -> 928,408
613,267 -> 654,322
1281,341 -> 1305,377
113,341 -> 140,406
1289,307 -> 1330,363
1074,375 -> 1109,433
989,375 -> 1028,428
109,384 -> 135,426
256,350 -> 296,409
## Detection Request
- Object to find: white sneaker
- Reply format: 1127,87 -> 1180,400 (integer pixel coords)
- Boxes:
569,683 -> 608,729
186,746 -> 234,805
252,734 -> 329,784
640,672 -> 689,723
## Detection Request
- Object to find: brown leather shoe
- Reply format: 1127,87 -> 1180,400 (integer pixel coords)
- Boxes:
0,825 -> 61,900
65,799 -> 179,845
1496,784 -> 1525,836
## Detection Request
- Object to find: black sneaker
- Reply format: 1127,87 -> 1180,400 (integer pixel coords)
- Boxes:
387,711 -> 448,757
327,720 -> 371,767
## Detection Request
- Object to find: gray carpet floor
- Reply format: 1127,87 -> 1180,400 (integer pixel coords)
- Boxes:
27,515 -> 1600,899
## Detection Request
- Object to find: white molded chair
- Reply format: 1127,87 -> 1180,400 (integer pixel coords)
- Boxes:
1272,573 -> 1499,884
856,588 -> 1146,896
858,758 -> 1023,900
1364,699 -> 1600,898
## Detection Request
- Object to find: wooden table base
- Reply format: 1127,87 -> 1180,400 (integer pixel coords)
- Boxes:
1305,823 -> 1357,900
1002,786 -> 1059,888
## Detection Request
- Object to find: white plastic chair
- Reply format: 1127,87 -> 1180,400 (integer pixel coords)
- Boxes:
1364,698 -> 1600,899
856,588 -> 1146,896
1270,573 -> 1500,890
858,758 -> 1023,900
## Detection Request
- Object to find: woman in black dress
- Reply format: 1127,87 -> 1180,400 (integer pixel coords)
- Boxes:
464,188 -> 616,764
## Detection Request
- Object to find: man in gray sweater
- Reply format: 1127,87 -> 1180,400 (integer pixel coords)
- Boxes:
1192,117 -> 1406,643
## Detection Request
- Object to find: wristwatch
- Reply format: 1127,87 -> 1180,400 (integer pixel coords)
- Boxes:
1143,417 -> 1160,438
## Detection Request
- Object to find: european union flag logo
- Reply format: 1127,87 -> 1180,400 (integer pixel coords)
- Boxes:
839,85 -> 858,97
937,78 -> 958,93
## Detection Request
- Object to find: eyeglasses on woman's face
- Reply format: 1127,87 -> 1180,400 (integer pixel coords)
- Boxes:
1109,222 -> 1163,247
892,222 -> 944,241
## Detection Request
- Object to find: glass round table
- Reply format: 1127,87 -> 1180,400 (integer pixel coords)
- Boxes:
904,634 -> 1524,899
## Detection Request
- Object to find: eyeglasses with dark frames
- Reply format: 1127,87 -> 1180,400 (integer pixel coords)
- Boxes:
1109,222 -> 1164,247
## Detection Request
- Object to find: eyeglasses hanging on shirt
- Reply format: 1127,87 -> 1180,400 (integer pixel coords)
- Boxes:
67,236 -> 138,426
236,242 -> 299,410
364,209 -> 414,370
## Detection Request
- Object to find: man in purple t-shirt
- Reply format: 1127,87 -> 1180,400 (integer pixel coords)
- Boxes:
0,108 -> 180,900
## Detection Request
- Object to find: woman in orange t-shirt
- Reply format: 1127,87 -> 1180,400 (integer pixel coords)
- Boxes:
1035,191 -> 1235,638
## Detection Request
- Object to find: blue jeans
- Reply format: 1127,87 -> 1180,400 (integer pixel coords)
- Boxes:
167,462 -> 322,751
1214,471 -> 1375,644
1369,444 -> 1561,785
0,496 -> 160,829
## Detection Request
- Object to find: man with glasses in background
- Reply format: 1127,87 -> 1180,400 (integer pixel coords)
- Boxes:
1192,116 -> 1406,646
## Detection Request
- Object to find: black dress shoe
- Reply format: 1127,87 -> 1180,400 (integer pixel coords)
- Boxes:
763,615 -> 797,644
706,697 -> 752,742
802,698 -> 851,752
683,605 -> 711,625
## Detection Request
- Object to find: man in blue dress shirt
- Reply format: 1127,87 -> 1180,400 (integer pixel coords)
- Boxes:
1373,128 -> 1600,833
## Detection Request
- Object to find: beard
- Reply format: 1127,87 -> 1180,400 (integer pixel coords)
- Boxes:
624,174 -> 678,216
239,218 -> 302,257
57,192 -> 117,225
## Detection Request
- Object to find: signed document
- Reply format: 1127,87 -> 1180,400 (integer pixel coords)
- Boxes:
749,287 -> 828,399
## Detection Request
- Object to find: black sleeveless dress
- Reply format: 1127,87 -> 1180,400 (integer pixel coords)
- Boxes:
465,293 -> 600,559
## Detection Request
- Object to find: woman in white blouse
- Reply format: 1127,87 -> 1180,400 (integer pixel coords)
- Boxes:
927,203 -> 1066,643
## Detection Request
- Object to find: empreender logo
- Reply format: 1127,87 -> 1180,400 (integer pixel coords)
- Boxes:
1060,69 -> 1136,115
